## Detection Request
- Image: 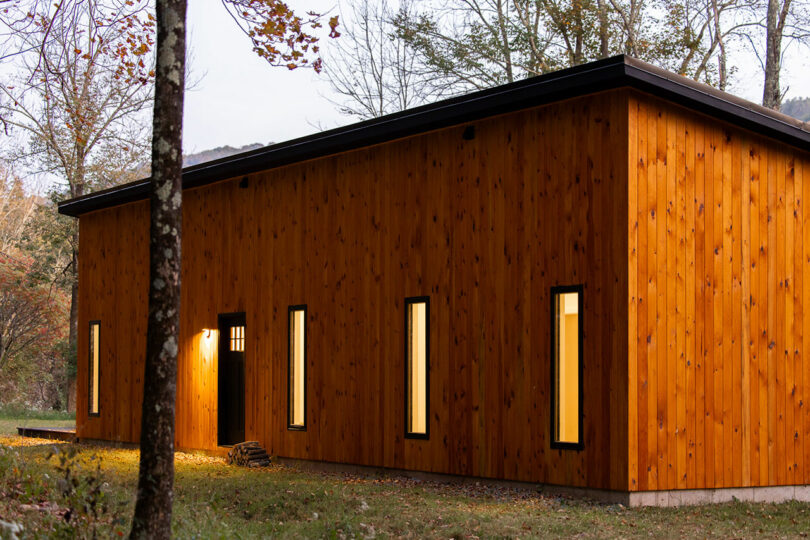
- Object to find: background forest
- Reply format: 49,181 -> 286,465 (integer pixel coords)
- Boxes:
1,0 -> 809,413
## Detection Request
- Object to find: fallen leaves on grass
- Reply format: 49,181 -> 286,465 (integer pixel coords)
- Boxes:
18,501 -> 65,515
173,452 -> 225,466
0,435 -> 68,448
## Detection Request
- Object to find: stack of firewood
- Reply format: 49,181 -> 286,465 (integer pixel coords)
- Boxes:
227,441 -> 271,468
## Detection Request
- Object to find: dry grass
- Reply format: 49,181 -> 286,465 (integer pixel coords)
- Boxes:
1,429 -> 810,538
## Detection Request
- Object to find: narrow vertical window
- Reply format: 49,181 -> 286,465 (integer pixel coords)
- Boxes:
551,286 -> 583,449
405,296 -> 429,439
88,321 -> 100,416
288,305 -> 306,430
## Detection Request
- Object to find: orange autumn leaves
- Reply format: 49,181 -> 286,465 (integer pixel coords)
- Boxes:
27,1 -> 156,87
222,0 -> 339,72
0,251 -> 68,372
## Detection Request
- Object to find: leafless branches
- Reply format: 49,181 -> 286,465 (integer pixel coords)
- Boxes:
0,0 -> 155,197
323,0 -> 431,119
326,0 -> 808,114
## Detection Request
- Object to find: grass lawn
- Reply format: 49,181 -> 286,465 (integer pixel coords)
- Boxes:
0,407 -> 75,437
2,427 -> 810,538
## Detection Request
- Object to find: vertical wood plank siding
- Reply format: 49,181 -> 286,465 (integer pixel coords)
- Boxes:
77,87 -> 810,492
76,91 -> 629,491
76,202 -> 149,444
628,91 -> 810,490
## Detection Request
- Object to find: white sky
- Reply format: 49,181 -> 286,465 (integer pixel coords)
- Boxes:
182,0 -> 346,153
184,0 -> 810,154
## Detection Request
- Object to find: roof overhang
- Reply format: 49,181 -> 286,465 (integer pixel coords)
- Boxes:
58,55 -> 810,217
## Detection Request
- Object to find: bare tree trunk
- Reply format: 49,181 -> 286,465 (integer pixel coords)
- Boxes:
763,0 -> 790,110
129,0 -> 186,537
597,0 -> 609,58
67,174 -> 84,413
495,0 -> 514,82
67,240 -> 78,412
68,248 -> 78,353
711,0 -> 727,91
572,0 -> 584,64
608,0 -> 640,56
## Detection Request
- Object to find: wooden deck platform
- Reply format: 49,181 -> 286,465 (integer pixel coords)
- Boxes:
17,426 -> 77,442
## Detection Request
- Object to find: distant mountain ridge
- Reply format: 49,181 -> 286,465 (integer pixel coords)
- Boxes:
782,97 -> 810,123
183,143 -> 268,167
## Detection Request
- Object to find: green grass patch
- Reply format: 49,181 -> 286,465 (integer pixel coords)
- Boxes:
1,430 -> 809,538
0,405 -> 75,421
0,407 -> 75,436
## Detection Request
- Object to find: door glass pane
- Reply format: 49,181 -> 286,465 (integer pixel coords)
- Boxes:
230,326 -> 245,352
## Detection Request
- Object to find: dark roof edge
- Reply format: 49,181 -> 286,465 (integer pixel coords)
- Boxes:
622,57 -> 810,147
58,55 -> 810,217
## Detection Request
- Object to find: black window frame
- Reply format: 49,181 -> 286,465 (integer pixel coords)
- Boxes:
88,320 -> 101,417
550,284 -> 584,451
404,296 -> 430,440
287,304 -> 307,431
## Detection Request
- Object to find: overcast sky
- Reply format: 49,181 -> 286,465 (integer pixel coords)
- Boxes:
182,0 -> 345,154
184,0 -> 810,154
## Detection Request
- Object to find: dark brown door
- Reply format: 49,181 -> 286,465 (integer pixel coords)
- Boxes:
218,312 -> 246,446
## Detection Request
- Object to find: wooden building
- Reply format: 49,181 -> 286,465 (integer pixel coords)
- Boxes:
59,56 -> 810,504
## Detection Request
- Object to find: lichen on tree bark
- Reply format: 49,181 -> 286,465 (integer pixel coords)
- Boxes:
129,0 -> 186,538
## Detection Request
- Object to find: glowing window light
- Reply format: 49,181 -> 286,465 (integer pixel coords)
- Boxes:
288,306 -> 307,430
230,326 -> 245,352
552,288 -> 582,447
89,321 -> 100,416
405,297 -> 429,438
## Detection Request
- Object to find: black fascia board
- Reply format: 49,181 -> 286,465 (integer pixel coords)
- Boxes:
621,58 -> 810,150
58,55 -> 810,217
